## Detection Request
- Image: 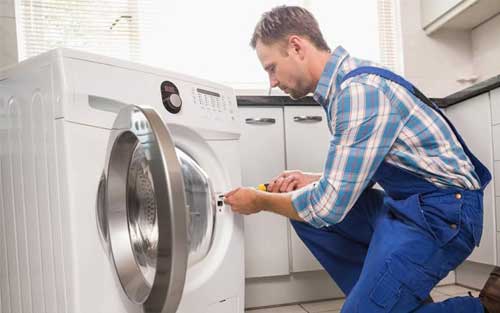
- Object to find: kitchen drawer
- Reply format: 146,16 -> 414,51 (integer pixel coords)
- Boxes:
239,107 -> 290,278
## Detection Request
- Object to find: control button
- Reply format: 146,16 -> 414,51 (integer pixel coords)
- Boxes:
169,94 -> 182,108
160,80 -> 181,114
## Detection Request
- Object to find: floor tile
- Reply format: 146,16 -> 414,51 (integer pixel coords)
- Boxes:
249,284 -> 481,312
430,289 -> 446,298
245,304 -> 307,313
432,293 -> 454,303
468,290 -> 480,297
300,298 -> 344,312
429,286 -> 480,303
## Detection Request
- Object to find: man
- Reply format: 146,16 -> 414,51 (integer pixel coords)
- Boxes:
224,5 -> 500,313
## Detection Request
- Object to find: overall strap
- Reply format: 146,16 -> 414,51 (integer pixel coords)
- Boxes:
341,66 -> 439,110
340,66 -> 491,189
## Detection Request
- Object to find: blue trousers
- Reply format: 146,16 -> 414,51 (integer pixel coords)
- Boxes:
291,188 -> 485,313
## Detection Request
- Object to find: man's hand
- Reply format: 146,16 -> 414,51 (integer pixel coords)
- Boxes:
267,170 -> 321,193
223,187 -> 263,215
224,186 -> 304,221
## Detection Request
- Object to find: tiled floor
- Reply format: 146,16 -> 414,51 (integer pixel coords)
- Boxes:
245,284 -> 480,313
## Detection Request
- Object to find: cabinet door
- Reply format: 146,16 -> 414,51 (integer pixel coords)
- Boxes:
284,106 -> 331,272
421,0 -> 468,26
491,88 -> 500,234
445,93 -> 496,265
239,107 -> 290,278
420,0 -> 477,34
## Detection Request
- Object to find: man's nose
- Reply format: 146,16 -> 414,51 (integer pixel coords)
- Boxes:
269,77 -> 279,88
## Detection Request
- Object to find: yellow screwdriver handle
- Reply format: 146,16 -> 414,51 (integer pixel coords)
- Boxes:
257,184 -> 268,191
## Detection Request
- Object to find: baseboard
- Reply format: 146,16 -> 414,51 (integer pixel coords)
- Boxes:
245,270 -> 343,309
437,271 -> 456,286
456,261 -> 495,290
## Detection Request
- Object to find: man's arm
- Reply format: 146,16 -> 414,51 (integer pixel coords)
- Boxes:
224,187 -> 304,221
258,191 -> 304,221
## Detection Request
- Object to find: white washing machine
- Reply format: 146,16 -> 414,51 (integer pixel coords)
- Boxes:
0,48 -> 244,313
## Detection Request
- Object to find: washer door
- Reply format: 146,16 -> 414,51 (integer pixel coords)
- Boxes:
104,105 -> 188,313
176,148 -> 216,267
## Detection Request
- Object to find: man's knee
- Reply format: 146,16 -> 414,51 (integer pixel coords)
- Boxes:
341,278 -> 404,313
341,286 -> 416,313
341,257 -> 433,313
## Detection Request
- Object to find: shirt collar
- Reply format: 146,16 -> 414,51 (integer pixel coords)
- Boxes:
313,46 -> 350,108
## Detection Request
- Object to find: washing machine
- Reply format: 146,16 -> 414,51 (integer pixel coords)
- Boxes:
0,48 -> 244,313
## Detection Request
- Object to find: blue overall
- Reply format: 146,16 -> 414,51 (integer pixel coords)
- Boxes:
291,67 -> 491,312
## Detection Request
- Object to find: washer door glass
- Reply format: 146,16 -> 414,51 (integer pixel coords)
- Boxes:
176,149 -> 215,266
127,142 -> 159,286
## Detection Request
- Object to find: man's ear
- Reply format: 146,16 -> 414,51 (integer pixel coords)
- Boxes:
288,35 -> 306,59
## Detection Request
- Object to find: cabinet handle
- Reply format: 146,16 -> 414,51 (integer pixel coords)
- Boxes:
293,116 -> 322,123
245,118 -> 276,125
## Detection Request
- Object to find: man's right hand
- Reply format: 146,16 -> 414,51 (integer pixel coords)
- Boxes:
267,170 -> 321,193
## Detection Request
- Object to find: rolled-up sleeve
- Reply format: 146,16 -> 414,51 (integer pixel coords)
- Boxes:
291,83 -> 403,228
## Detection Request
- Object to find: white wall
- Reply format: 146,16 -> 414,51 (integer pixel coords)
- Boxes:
472,14 -> 500,82
0,0 -> 18,69
399,0 -> 475,97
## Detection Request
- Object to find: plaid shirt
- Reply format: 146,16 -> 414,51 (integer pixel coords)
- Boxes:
291,46 -> 480,228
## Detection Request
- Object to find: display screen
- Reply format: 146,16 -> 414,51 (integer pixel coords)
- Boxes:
164,85 -> 177,93
197,88 -> 220,98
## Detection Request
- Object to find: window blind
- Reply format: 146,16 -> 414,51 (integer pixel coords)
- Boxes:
378,0 -> 403,73
17,0 -> 155,62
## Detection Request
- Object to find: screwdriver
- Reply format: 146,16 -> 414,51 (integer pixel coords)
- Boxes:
224,184 -> 269,199
256,183 -> 269,192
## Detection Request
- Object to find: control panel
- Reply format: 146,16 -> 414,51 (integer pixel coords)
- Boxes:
191,86 -> 236,122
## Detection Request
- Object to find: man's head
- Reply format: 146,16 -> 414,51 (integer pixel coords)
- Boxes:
250,6 -> 331,99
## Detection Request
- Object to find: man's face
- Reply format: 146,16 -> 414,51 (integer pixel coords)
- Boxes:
255,39 -> 312,99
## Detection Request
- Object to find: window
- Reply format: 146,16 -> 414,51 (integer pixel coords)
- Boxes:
377,0 -> 403,74
16,0 -> 157,62
16,0 -> 402,90
303,0 -> 402,74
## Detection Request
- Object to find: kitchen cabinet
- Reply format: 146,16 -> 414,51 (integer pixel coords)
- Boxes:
445,93 -> 497,265
239,105 -> 331,276
283,106 -> 331,272
420,0 -> 500,35
490,87 -> 500,266
238,107 -> 290,278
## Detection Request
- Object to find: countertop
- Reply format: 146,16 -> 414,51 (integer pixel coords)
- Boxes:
237,75 -> 500,108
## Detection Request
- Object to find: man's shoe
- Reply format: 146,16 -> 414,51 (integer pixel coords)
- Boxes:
479,267 -> 500,313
